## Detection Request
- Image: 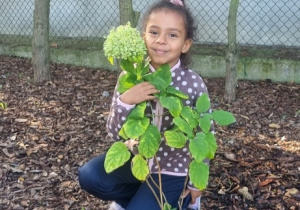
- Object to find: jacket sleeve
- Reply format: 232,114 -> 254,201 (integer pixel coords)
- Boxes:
106,72 -> 135,141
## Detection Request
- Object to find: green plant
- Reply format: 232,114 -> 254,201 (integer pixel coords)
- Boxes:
0,101 -> 7,109
103,22 -> 146,66
103,23 -> 236,209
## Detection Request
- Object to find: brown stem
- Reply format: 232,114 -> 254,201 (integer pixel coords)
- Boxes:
154,155 -> 164,210
178,174 -> 190,210
145,178 -> 161,207
148,174 -> 168,203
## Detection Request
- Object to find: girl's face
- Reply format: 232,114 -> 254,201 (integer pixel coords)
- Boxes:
143,9 -> 192,69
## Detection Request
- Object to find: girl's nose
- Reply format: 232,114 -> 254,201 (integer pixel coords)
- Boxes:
156,35 -> 166,44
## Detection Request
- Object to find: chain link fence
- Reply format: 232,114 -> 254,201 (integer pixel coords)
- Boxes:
238,0 -> 299,46
0,0 -> 299,50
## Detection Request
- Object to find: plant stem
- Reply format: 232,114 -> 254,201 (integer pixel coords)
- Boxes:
148,174 -> 168,203
178,174 -> 190,210
154,155 -> 164,210
149,175 -> 167,201
145,178 -> 162,208
145,156 -> 168,210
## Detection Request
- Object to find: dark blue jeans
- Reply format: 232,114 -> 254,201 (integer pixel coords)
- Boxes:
78,153 -> 191,209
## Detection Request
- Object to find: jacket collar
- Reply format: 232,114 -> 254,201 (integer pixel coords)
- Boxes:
149,60 -> 181,72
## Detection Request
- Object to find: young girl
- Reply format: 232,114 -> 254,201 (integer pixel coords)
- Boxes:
79,0 -> 212,209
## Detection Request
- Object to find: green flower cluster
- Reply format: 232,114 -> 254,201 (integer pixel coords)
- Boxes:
103,22 -> 146,65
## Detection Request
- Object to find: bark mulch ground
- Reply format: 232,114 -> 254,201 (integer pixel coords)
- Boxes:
0,55 -> 299,210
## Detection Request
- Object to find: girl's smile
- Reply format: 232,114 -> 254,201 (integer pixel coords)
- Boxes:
153,48 -> 168,55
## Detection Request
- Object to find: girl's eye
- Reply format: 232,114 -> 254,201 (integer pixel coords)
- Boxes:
149,31 -> 158,35
169,33 -> 178,38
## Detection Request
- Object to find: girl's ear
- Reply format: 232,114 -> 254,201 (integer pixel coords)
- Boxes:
182,39 -> 192,53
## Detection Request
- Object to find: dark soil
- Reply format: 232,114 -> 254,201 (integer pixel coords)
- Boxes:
0,55 -> 299,210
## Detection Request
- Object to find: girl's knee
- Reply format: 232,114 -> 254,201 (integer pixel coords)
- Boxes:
78,162 -> 118,200
78,154 -> 106,191
78,164 -> 93,190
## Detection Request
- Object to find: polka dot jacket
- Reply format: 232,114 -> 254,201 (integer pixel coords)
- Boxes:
106,60 -> 214,190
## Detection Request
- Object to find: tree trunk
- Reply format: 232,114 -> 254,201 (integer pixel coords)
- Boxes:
32,0 -> 51,82
119,0 -> 140,27
225,0 -> 239,102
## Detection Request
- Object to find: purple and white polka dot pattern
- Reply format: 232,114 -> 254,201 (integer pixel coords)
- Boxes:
106,62 -> 213,190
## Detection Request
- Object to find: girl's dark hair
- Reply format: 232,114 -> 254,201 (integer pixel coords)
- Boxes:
143,0 -> 197,66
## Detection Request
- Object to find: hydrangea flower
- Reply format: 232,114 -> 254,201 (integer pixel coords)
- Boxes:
103,22 -> 146,65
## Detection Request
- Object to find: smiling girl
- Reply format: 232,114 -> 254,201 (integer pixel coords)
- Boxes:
79,1 -> 212,209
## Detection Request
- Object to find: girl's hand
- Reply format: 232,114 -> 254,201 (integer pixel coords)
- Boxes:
181,188 -> 202,205
124,139 -> 139,155
120,82 -> 159,105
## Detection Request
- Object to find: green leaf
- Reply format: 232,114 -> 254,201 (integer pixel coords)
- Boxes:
132,154 -> 149,181
117,73 -> 137,93
104,142 -> 131,173
189,160 -> 209,190
132,54 -> 145,65
189,132 -> 209,162
0,102 -> 7,109
173,117 -> 193,138
152,64 -> 172,89
199,114 -> 212,133
163,203 -> 174,210
139,125 -> 161,158
181,106 -> 198,128
160,96 -> 182,117
144,64 -> 171,91
134,59 -> 150,79
147,76 -> 168,91
212,110 -> 236,125
130,59 -> 145,80
141,73 -> 152,82
141,59 -> 150,76
167,124 -> 181,132
164,130 -> 187,148
166,86 -> 189,99
196,93 -> 210,113
120,59 -> 135,74
118,126 -> 129,140
128,102 -> 146,119
123,117 -> 150,139
108,56 -> 114,65
206,132 -> 217,159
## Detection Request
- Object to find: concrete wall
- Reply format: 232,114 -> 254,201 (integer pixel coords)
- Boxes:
192,55 -> 300,83
1,44 -> 299,84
